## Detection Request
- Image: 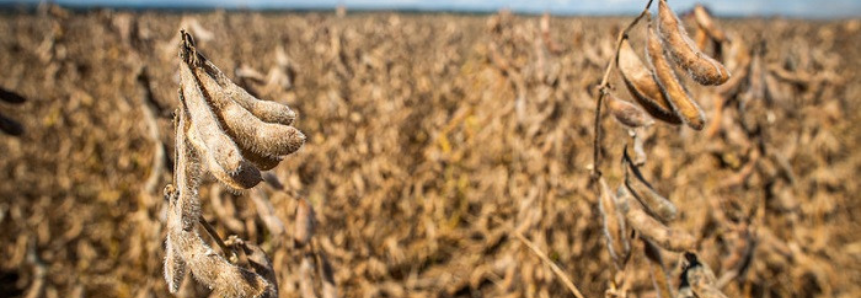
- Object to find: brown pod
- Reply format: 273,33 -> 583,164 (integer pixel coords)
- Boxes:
200,59 -> 297,126
0,87 -> 26,104
318,252 -> 339,298
180,61 -> 243,173
193,99 -> 283,170
624,149 -> 677,222
173,107 -> 201,233
0,113 -> 24,136
164,236 -> 187,293
746,46 -> 766,101
618,184 -> 696,252
239,241 -> 279,294
632,130 -> 648,166
657,0 -> 730,86
723,34 -> 751,74
717,36 -> 751,97
598,178 -> 630,270
606,93 -> 655,128
617,38 -> 682,125
683,253 -> 729,298
693,5 -> 727,43
240,150 -> 282,171
646,21 -> 706,130
194,65 -> 305,158
294,198 -> 316,248
298,257 -> 317,298
186,121 -> 263,190
764,71 -> 787,103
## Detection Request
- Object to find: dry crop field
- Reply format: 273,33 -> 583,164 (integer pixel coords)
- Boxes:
0,4 -> 860,298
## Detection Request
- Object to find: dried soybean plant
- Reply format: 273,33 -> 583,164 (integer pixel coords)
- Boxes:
163,30 -> 305,298
591,1 -> 732,297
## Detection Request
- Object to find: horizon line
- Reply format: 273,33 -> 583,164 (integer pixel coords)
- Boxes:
0,1 -> 858,20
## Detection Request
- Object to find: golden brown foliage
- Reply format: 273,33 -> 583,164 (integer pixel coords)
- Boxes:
0,8 -> 858,298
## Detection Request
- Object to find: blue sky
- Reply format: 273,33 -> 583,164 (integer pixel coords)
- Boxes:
1,0 -> 860,18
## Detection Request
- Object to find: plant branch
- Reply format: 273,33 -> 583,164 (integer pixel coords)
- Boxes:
514,229 -> 587,298
592,0 -> 655,181
198,215 -> 238,262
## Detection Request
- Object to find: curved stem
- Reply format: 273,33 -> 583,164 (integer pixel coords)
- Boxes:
591,0 -> 655,181
198,215 -> 238,262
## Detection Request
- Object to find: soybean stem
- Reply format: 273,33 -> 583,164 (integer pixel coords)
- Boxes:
513,228 -> 587,298
592,0 -> 655,181
198,215 -> 237,261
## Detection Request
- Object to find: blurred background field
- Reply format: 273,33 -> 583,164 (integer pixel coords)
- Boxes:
0,2 -> 860,298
